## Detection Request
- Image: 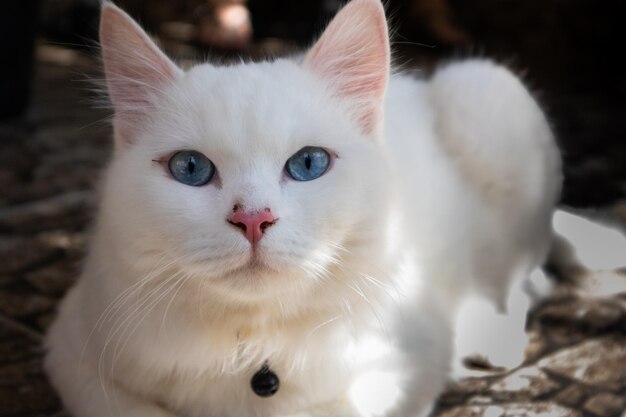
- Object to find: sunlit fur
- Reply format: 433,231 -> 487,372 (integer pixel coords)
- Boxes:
45,1 -> 561,416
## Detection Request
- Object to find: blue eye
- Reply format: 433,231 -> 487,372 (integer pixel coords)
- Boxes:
285,147 -> 331,181
168,150 -> 215,186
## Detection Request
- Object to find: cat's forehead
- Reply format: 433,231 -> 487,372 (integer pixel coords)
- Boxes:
183,60 -> 323,126
143,59 -> 361,166
166,61 -> 345,150
185,59 -> 307,97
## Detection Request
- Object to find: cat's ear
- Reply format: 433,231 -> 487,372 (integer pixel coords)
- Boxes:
303,0 -> 390,138
100,3 -> 182,147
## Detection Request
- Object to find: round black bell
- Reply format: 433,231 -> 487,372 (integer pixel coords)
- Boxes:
251,365 -> 280,397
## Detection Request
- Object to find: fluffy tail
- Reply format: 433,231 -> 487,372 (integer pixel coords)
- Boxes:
427,59 -> 562,308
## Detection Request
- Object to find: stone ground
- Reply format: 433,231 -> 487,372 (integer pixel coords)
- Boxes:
0,43 -> 625,417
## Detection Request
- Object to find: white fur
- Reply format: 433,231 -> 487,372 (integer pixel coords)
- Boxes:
45,1 -> 561,416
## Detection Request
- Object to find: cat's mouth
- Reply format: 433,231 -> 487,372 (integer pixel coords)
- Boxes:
187,243 -> 290,278
226,251 -> 281,276
243,256 -> 269,270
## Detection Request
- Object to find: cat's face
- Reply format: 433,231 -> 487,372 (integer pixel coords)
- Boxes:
99,0 -> 391,304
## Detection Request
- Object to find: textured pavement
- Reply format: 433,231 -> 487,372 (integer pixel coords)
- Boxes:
0,44 -> 625,417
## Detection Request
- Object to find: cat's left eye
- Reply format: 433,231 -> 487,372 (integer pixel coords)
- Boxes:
285,147 -> 331,182
168,150 -> 215,186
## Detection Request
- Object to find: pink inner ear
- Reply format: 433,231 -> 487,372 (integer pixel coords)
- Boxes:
304,0 -> 390,135
101,32 -> 177,109
100,4 -> 181,146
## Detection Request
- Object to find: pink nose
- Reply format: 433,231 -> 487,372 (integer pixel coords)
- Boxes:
228,208 -> 277,245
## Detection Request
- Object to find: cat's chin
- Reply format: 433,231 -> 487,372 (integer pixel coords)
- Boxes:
192,250 -> 317,301
229,256 -> 281,276
180,243 -> 328,303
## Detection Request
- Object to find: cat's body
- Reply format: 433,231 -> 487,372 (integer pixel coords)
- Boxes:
45,1 -> 561,417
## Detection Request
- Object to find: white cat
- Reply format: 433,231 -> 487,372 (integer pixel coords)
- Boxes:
44,1 -> 561,416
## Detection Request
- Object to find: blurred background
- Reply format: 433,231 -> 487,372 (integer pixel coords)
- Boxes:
2,0 -> 625,210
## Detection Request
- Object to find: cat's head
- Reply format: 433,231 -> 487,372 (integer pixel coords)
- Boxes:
98,0 -> 393,308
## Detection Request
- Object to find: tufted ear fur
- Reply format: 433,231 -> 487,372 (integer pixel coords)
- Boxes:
100,3 -> 182,147
303,0 -> 390,138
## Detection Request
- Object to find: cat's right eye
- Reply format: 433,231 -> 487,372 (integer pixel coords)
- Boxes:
168,150 -> 215,186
